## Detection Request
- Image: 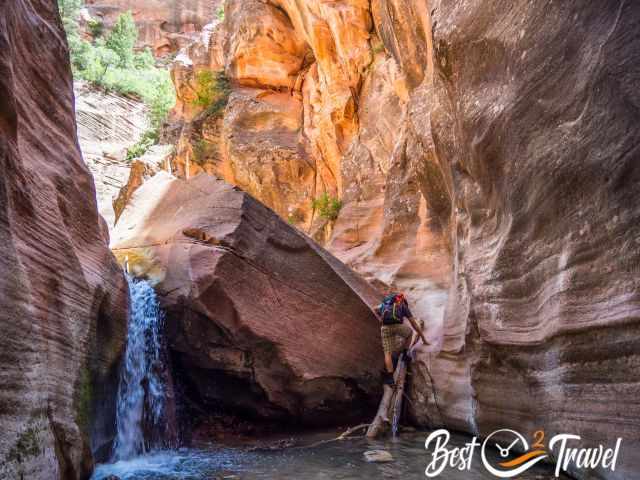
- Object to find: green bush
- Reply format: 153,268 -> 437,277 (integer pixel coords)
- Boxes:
87,18 -> 103,37
105,11 -> 137,68
192,70 -> 231,117
133,48 -> 155,69
148,79 -> 175,129
216,5 -> 225,21
126,129 -> 158,161
312,192 -> 342,221
58,0 -> 82,33
58,1 -> 176,158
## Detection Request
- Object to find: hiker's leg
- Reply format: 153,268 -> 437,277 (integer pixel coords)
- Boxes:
384,352 -> 394,373
381,326 -> 395,373
399,323 -> 414,350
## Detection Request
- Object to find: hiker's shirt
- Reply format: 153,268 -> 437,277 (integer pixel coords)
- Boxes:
380,301 -> 413,354
389,301 -> 412,323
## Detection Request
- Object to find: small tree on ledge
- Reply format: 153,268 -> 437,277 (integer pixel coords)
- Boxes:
312,192 -> 342,221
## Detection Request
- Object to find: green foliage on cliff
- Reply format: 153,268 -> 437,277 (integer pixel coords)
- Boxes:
58,1 -> 175,160
105,11 -> 137,67
58,1 -> 175,128
126,129 -> 159,161
312,192 -> 343,221
87,18 -> 104,37
6,418 -> 43,465
58,0 -> 82,32
193,70 -> 231,116
74,365 -> 93,432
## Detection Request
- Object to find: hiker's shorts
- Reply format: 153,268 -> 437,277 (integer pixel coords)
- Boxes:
381,323 -> 412,355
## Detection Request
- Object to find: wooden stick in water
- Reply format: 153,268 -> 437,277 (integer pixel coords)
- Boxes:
391,353 -> 408,437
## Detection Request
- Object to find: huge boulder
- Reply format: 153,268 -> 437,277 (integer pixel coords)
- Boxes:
0,2 -> 128,479
111,172 -> 383,426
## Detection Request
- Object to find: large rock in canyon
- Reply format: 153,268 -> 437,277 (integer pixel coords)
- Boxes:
111,173 -> 383,426
0,2 -> 128,479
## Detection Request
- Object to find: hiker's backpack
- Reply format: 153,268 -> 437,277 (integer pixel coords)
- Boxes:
377,293 -> 405,325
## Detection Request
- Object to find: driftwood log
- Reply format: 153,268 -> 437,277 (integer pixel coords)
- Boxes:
391,354 -> 408,437
366,353 -> 408,438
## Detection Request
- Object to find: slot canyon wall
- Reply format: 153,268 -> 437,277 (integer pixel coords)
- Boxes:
0,2 -> 128,478
407,3 -> 640,480
115,1 -> 640,478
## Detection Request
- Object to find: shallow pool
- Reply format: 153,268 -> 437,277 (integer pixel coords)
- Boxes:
92,430 -> 563,480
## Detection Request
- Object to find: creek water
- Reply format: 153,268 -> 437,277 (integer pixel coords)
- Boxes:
93,430 -> 563,479
111,276 -> 166,461
95,276 -> 562,479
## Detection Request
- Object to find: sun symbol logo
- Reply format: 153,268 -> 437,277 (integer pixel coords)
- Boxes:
481,429 -> 548,478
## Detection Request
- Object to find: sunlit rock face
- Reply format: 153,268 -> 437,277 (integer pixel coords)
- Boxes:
84,0 -> 222,56
112,144 -> 172,224
111,173 -> 383,427
224,0 -> 308,90
160,0 -> 437,262
0,2 -> 128,478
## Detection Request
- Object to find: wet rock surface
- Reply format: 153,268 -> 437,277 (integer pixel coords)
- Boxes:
111,173 -> 383,428
363,450 -> 393,463
0,2 -> 128,478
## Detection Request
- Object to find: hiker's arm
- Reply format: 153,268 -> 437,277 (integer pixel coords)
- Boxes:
407,316 -> 429,345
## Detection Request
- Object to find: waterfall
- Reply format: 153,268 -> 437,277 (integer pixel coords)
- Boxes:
111,275 -> 166,461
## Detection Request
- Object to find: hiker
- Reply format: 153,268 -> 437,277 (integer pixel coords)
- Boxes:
376,292 -> 427,386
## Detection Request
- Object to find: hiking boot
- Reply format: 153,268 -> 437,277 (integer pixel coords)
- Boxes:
402,349 -> 413,365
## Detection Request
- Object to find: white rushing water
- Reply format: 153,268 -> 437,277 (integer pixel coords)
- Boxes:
111,275 -> 166,461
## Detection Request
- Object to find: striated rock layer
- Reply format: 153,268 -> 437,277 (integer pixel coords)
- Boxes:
111,173 -> 383,426
0,2 -> 128,479
404,2 -> 640,480
74,80 -> 150,229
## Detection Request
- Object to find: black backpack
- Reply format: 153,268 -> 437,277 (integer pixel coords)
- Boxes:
377,293 -> 404,325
